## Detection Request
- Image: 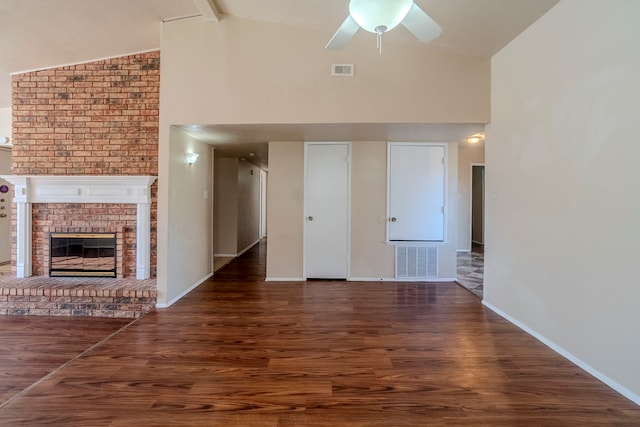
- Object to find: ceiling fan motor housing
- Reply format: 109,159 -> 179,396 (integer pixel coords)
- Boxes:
349,0 -> 414,34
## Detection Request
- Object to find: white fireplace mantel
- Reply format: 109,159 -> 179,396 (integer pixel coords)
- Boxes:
0,175 -> 157,279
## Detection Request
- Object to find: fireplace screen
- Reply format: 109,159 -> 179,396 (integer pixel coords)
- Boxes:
50,233 -> 116,277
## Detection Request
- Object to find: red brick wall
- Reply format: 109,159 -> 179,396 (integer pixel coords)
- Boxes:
11,51 -> 159,277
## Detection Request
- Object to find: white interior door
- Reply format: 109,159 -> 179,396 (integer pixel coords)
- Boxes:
388,143 -> 445,241
305,143 -> 350,279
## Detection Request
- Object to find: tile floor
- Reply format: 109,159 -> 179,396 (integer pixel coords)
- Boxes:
456,243 -> 484,298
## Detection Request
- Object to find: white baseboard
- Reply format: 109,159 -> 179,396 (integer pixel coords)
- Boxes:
348,277 -> 457,282
156,272 -> 213,309
237,239 -> 260,256
482,300 -> 640,406
214,253 -> 236,258
265,277 -> 305,282
457,249 -> 471,253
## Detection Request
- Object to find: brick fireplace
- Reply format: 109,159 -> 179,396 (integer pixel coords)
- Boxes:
1,52 -> 160,317
1,175 -> 156,279
0,175 -> 157,318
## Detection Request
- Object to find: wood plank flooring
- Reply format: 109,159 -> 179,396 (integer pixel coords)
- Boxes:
0,239 -> 638,425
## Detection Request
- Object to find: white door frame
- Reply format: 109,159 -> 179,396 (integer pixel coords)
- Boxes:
259,169 -> 267,239
303,141 -> 351,280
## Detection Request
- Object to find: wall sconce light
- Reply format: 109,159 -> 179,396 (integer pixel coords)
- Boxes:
185,152 -> 200,165
0,136 -> 9,145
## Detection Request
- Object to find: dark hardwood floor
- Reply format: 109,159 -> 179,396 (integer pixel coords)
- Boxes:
0,239 -> 637,426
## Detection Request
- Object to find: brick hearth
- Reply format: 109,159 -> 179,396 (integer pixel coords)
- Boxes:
0,275 -> 155,318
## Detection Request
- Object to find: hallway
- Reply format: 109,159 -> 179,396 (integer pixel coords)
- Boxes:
456,243 -> 484,298
0,240 -> 637,425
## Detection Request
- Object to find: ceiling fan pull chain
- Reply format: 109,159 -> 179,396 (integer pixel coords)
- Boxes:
375,25 -> 386,55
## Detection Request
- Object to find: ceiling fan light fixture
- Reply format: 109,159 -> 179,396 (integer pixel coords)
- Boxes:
349,0 -> 413,34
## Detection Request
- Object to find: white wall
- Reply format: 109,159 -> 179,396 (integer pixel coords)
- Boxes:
158,126 -> 213,306
457,145 -> 485,251
486,0 -> 640,403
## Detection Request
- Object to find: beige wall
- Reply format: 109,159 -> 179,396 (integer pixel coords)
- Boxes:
158,15 -> 490,301
457,145 -> 485,251
0,107 -> 10,142
267,140 -> 458,281
159,127 -> 213,305
0,147 -> 11,263
486,0 -> 640,402
213,157 -> 262,257
160,15 -> 489,126
237,160 -> 261,253
213,157 -> 238,256
350,141 -> 394,279
266,142 -> 304,280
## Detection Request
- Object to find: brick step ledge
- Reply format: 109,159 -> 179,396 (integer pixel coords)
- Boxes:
0,275 -> 156,318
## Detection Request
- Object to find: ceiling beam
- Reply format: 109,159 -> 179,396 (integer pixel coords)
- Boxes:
192,0 -> 221,22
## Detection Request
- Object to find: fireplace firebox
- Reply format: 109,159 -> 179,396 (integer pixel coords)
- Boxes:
50,233 -> 117,277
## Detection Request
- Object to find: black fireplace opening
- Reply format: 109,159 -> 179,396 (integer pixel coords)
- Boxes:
50,232 -> 116,277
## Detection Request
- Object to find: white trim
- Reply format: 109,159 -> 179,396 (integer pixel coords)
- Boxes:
385,240 -> 449,246
483,301 -> 640,406
214,253 -> 237,258
349,277 -> 457,282
156,272 -> 213,308
457,249 -> 471,253
237,239 -> 260,257
10,49 -> 160,76
1,175 -> 156,204
265,277 -> 306,282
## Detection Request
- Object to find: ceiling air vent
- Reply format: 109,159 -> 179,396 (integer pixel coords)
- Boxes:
332,64 -> 354,77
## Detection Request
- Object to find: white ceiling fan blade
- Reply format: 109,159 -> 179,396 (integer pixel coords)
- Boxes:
325,15 -> 360,50
401,3 -> 442,43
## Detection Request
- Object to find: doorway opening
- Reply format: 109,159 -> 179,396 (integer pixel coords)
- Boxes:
456,164 -> 484,297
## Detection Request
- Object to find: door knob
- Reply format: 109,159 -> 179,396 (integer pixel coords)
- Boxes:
390,217 -> 397,222
307,216 -> 314,221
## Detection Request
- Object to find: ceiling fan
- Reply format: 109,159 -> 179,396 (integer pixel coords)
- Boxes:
326,0 -> 442,53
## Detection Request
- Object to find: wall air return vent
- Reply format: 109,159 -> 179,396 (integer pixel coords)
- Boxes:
332,64 -> 354,77
395,245 -> 438,280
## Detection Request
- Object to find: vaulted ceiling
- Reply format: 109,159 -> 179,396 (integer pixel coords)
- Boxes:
0,0 -> 559,109
0,0 -> 559,164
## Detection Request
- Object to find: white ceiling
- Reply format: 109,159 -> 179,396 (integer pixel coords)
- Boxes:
0,0 -> 559,163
